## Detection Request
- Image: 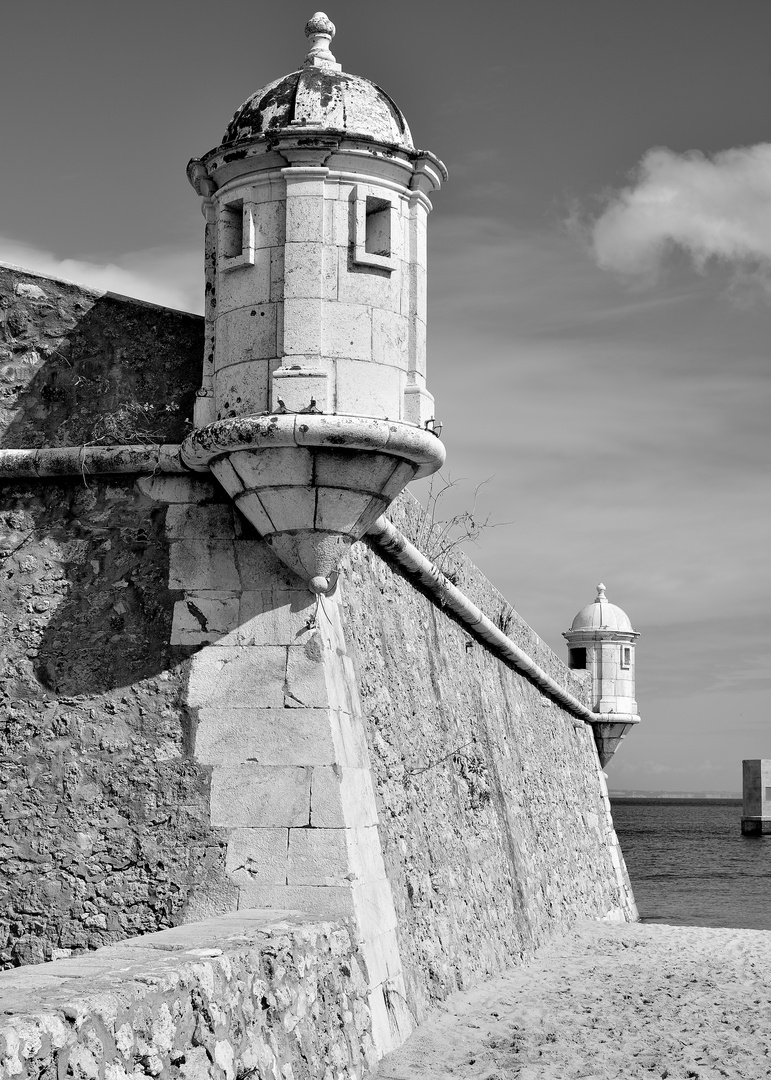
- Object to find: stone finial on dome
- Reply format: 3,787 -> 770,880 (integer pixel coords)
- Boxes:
304,11 -> 341,70
595,582 -> 607,602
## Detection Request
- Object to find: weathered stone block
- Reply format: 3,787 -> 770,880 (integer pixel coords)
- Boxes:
217,251 -> 271,311
285,644 -> 328,708
255,199 -> 286,249
225,828 -> 289,885
313,450 -> 398,495
136,476 -> 215,504
258,486 -> 318,533
314,487 -> 377,533
230,447 -> 314,491
326,199 -> 349,247
169,538 -> 241,591
328,707 -> 371,768
380,459 -> 419,502
335,359 -> 401,420
270,368 -> 330,414
216,305 -> 278,365
235,883 -> 354,918
351,879 -> 399,938
214,357 -> 273,416
363,928 -> 406,987
237,589 -> 315,646
195,708 -> 338,766
284,241 -> 324,299
165,504 -> 235,540
282,298 -> 323,356
211,456 -> 246,498
337,251 -> 400,310
233,491 -> 275,536
234,536 -> 304,589
188,646 -> 287,708
171,595 -> 240,644
310,767 -> 379,828
270,248 -> 285,303
210,765 -> 311,827
323,301 -> 372,360
286,194 -> 325,243
287,827 -> 350,886
372,309 -> 408,368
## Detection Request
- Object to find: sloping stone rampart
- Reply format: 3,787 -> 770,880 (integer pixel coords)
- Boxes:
0,911 -> 374,1080
340,496 -> 634,1022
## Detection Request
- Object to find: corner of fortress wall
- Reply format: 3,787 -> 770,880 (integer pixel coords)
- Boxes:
0,265 -> 637,1075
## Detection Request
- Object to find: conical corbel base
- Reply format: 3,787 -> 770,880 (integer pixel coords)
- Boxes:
181,415 -> 445,593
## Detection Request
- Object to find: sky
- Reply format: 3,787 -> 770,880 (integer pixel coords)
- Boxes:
1,0 -> 769,793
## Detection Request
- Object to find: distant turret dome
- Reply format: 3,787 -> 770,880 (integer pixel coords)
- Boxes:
221,13 -> 414,151
569,583 -> 635,633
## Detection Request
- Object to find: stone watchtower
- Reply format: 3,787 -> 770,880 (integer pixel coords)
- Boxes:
564,584 -> 640,766
182,12 -> 446,594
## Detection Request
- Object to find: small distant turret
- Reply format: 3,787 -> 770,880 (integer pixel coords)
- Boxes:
564,583 -> 640,766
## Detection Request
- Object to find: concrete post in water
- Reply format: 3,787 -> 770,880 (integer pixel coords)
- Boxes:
741,759 -> 771,834
564,583 -> 641,766
182,12 -> 447,595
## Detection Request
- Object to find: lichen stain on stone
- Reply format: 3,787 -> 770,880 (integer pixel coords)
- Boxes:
303,67 -> 347,111
215,66 -> 413,149
223,72 -> 302,143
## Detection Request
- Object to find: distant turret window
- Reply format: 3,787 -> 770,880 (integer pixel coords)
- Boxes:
219,198 -> 255,271
621,646 -> 631,669
352,186 -> 397,271
568,647 -> 586,670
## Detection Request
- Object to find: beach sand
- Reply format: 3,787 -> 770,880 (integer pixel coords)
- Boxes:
376,921 -> 771,1079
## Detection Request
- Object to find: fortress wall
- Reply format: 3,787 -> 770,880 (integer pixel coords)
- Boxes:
0,265 -> 636,1067
0,477 -> 229,967
341,497 -> 634,1022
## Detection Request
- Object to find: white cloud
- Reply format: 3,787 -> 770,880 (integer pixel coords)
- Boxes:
588,143 -> 771,287
0,237 -> 202,314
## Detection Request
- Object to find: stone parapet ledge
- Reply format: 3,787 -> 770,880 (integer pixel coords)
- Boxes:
0,445 -> 189,478
180,416 -> 445,478
0,911 -> 375,1080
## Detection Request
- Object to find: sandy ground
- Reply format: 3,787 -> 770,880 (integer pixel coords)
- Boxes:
376,921 -> 771,1080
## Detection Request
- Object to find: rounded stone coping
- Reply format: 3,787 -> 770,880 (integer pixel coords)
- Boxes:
563,627 -> 640,643
181,415 -> 446,476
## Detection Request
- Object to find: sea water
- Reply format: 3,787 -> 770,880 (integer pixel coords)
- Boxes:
611,798 -> 771,930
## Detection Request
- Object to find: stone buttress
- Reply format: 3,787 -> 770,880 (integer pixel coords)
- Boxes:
147,13 -> 450,1054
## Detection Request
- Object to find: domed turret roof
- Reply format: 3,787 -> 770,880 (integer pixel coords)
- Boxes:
569,583 -> 635,634
221,13 -> 414,151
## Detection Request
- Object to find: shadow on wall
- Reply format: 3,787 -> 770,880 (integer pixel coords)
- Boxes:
19,480 -> 183,696
0,266 -> 202,450
0,476 -> 236,969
